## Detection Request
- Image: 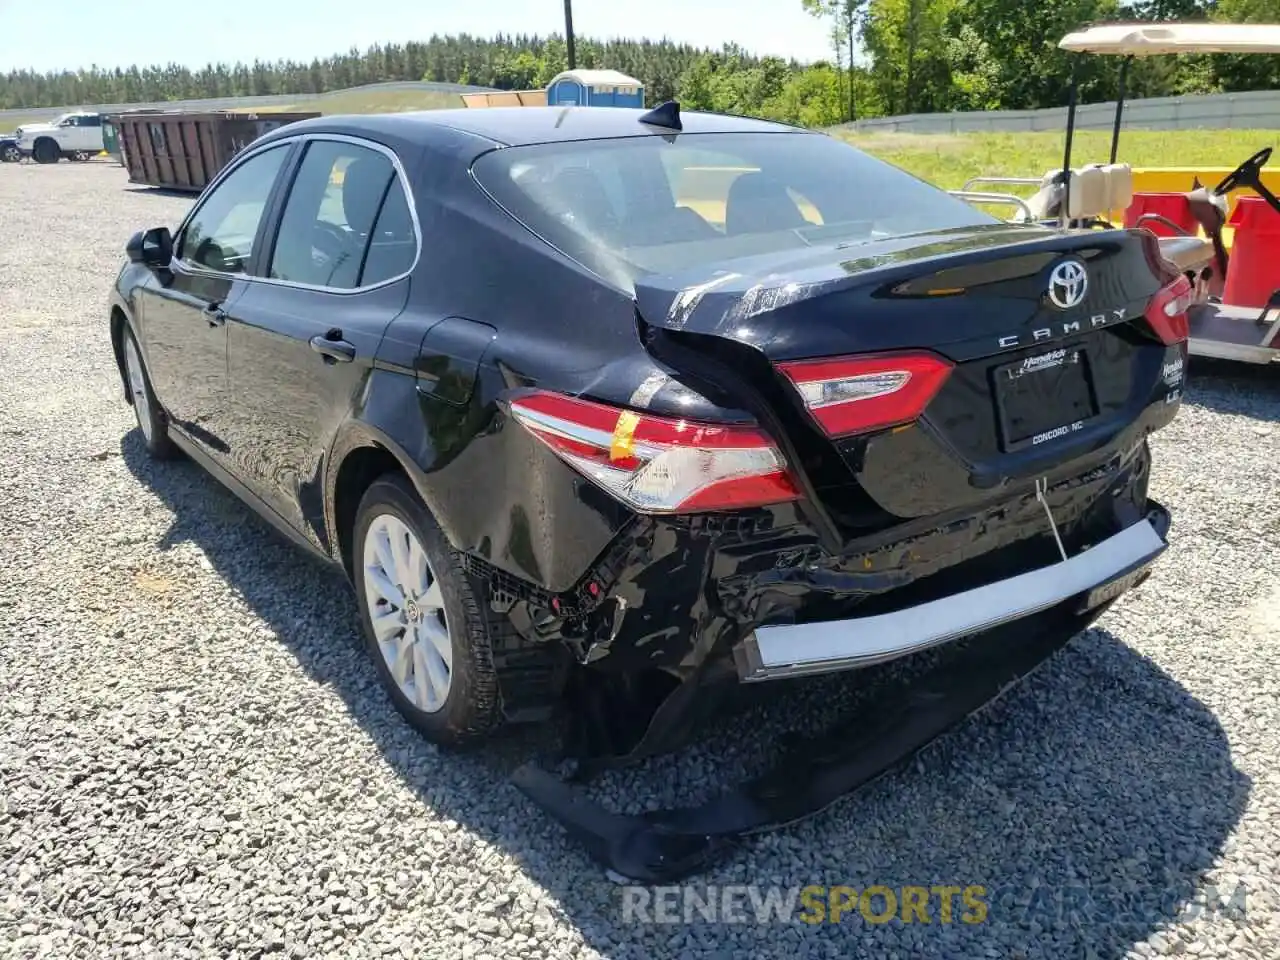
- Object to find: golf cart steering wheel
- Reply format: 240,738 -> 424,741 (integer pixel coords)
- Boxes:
1213,147 -> 1280,216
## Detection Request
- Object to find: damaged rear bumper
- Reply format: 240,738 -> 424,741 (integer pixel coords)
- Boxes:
485,435 -> 1159,684
513,502 -> 1171,884
734,506 -> 1169,682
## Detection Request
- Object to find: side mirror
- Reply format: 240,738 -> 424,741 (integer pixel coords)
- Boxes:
126,227 -> 173,268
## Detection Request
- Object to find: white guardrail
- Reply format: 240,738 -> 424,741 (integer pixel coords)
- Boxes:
7,83 -> 1280,133
836,88 -> 1280,135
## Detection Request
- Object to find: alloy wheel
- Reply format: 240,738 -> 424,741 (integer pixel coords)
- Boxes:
123,336 -> 154,444
361,513 -> 453,713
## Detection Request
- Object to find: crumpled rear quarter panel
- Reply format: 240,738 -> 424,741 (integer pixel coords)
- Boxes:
469,434 -> 1154,676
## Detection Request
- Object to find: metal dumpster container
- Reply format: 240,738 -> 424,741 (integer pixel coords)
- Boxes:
461,90 -> 548,107
109,110 -> 321,191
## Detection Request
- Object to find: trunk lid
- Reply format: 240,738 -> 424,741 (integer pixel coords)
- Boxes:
634,224 -> 1160,358
634,224 -> 1180,526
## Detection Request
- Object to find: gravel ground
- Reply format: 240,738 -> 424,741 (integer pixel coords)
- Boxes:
2,161 -> 1279,960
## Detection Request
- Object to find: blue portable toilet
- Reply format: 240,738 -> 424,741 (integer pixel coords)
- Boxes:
545,69 -> 645,108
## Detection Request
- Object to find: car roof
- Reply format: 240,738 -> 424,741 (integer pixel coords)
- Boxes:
273,106 -> 807,149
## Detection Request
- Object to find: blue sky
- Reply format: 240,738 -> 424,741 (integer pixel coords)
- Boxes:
0,0 -> 836,73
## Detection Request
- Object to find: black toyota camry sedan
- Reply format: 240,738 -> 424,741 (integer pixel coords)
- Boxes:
109,105 -> 1184,763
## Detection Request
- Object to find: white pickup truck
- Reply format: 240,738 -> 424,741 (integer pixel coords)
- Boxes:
15,112 -> 106,163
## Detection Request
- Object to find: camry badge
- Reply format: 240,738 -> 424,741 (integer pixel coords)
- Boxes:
1047,260 -> 1088,310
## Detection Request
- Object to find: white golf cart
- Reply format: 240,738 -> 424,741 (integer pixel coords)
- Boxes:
954,22 -> 1280,366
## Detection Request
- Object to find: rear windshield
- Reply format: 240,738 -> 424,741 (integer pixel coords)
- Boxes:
472,131 -> 994,283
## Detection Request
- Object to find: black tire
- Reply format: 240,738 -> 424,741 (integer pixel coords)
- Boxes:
352,473 -> 503,747
32,138 -> 59,164
70,150 -> 92,162
0,145 -> 18,163
120,324 -> 175,460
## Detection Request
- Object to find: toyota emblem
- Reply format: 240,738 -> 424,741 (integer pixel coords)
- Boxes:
1047,260 -> 1088,310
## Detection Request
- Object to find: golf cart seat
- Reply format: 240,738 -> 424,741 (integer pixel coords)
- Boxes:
1157,234 -> 1216,271
1093,162 -> 1134,213
1022,165 -> 1111,221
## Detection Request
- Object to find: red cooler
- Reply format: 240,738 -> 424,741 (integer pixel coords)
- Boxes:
1223,195 -> 1280,308
1123,192 -> 1199,237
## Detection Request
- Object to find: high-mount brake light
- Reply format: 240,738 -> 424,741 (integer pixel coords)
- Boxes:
1144,274 -> 1193,345
776,351 -> 954,438
506,391 -> 800,514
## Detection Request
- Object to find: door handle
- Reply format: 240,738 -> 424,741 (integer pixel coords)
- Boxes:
309,334 -> 356,363
203,301 -> 227,327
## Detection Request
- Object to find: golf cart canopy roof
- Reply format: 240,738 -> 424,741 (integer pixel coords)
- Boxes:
1060,22 -> 1280,56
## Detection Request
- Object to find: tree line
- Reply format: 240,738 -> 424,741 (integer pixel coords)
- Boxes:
0,35 -> 717,112
802,0 -> 1280,121
3,0 -> 1280,127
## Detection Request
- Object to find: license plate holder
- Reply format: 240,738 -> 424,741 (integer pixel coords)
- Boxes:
994,346 -> 1098,452
1078,561 -> 1156,613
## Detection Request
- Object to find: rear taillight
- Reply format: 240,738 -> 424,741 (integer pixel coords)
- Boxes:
1145,274 -> 1193,345
506,391 -> 800,514
776,351 -> 953,438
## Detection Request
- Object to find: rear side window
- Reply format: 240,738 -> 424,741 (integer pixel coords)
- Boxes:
268,140 -> 415,289
473,132 -> 993,282
360,178 -> 417,286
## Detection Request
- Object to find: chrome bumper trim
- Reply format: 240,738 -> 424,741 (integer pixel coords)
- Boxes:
735,518 -> 1166,682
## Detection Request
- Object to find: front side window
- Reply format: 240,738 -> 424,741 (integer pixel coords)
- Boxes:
178,144 -> 288,274
268,139 -> 415,289
473,132 -> 994,282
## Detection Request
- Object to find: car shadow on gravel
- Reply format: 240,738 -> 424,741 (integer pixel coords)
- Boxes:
122,185 -> 201,203
1186,357 -> 1280,422
122,431 -> 1251,960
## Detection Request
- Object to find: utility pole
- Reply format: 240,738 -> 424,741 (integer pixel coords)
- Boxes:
564,0 -> 577,69
904,0 -> 919,115
846,4 -> 856,122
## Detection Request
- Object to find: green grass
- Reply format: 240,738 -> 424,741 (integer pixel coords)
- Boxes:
259,86 -> 464,117
839,128 -> 1279,189
2,112 -> 62,131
